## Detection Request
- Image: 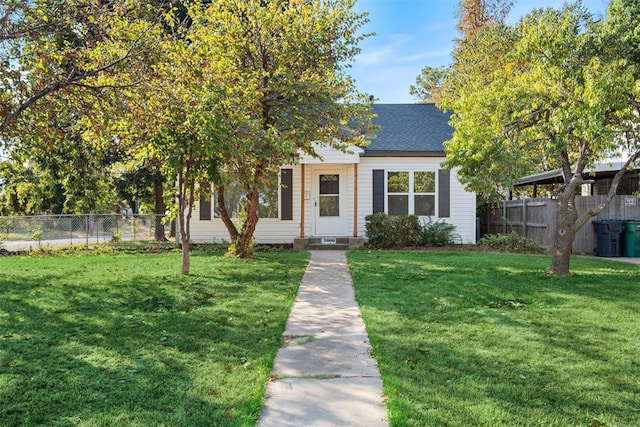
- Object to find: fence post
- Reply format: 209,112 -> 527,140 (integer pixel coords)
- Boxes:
85,215 -> 89,248
523,199 -> 527,238
502,201 -> 507,234
547,200 -> 555,251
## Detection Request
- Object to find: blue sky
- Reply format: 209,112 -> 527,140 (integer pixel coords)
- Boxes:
350,0 -> 611,103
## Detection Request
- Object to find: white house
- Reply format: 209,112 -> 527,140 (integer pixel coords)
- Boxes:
188,104 -> 477,247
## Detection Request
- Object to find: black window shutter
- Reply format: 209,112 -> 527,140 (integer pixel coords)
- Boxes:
438,170 -> 450,218
281,169 -> 293,220
373,169 -> 385,213
199,181 -> 212,221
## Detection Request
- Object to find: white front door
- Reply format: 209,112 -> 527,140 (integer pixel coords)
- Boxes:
314,170 -> 346,236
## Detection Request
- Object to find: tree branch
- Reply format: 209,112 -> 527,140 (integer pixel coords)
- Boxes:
574,150 -> 640,231
573,139 -> 590,176
0,24 -> 152,133
71,79 -> 144,91
559,150 -> 572,185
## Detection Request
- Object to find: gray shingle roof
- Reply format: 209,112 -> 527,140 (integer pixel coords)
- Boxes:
364,103 -> 452,156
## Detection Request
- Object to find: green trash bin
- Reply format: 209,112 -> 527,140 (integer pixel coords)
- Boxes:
623,220 -> 640,257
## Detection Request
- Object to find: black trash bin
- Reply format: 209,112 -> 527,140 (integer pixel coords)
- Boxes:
623,220 -> 640,257
593,219 -> 624,257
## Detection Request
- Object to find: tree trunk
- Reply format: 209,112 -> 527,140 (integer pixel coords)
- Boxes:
181,239 -> 190,275
217,183 -> 261,258
153,176 -> 167,242
550,223 -> 576,276
548,149 -> 640,275
549,187 -> 579,276
216,185 -> 239,241
169,219 -> 176,238
177,171 -> 194,275
236,188 -> 260,258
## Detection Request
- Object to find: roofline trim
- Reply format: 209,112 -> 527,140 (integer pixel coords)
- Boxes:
362,150 -> 446,158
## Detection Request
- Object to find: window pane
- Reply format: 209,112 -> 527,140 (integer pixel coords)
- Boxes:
320,174 -> 339,195
415,195 -> 435,216
258,171 -> 279,218
214,183 -> 244,218
258,192 -> 278,219
319,195 -> 340,216
414,171 -> 435,193
388,195 -> 408,216
215,172 -> 280,219
388,172 -> 409,193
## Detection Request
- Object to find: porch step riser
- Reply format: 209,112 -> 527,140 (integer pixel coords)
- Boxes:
307,237 -> 350,245
308,244 -> 350,251
293,236 -> 364,251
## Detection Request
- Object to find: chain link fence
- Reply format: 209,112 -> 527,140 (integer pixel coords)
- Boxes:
0,214 -> 171,251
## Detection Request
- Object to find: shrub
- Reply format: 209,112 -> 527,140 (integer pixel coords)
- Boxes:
365,213 -> 422,249
422,218 -> 458,246
30,226 -> 44,244
397,215 -> 423,247
365,213 -> 392,248
111,230 -> 123,243
477,231 -> 544,253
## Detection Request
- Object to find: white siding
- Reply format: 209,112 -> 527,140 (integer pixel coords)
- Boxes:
186,157 -> 477,244
358,157 -> 477,244
300,141 -> 363,164
188,166 -> 303,244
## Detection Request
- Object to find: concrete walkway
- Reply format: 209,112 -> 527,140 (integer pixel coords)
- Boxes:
258,251 -> 388,427
600,256 -> 640,265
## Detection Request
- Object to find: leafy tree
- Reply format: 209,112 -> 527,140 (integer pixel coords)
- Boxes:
409,66 -> 449,103
1,103 -> 121,215
158,128 -> 220,275
602,0 -> 640,76
440,3 -> 640,275
0,156 -> 59,215
411,1 -> 511,103
0,1 -> 160,137
79,4 -> 228,274
0,0 -> 170,224
189,0 -> 374,258
455,0 -> 513,38
77,0 -> 373,272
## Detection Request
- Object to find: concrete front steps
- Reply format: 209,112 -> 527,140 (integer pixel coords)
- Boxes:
293,236 -> 364,251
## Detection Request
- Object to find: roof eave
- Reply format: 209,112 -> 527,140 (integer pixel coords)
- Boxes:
514,169 -> 563,187
514,164 -> 640,187
362,150 -> 446,158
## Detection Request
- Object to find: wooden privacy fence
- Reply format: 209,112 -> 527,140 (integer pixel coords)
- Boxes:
483,196 -> 640,254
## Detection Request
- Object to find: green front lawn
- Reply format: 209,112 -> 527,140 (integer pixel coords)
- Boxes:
0,251 -> 308,426
348,251 -> 640,427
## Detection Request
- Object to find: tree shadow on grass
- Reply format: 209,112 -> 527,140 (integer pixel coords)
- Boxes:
367,308 -> 639,426
379,336 -> 639,426
353,251 -> 640,315
0,252 -> 308,426
348,251 -> 640,426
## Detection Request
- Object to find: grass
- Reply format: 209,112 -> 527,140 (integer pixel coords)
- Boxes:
0,249 -> 308,426
347,251 -> 640,427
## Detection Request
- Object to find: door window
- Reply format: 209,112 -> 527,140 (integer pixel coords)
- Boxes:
319,174 -> 340,217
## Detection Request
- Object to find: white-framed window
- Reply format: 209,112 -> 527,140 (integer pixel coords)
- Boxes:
387,171 -> 436,216
257,172 -> 279,219
204,170 -> 280,220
